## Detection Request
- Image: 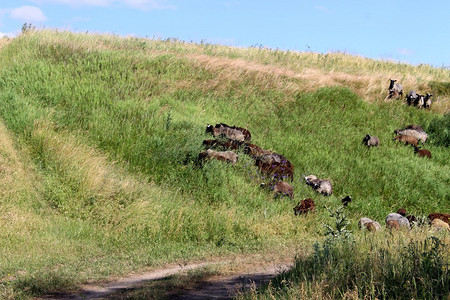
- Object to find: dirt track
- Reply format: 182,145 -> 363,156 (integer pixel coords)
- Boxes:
39,260 -> 290,299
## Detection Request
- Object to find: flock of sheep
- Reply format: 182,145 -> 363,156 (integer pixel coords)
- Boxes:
196,79 -> 448,232
387,79 -> 433,109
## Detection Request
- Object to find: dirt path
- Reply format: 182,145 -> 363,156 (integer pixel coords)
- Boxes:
171,264 -> 290,299
41,260 -> 290,299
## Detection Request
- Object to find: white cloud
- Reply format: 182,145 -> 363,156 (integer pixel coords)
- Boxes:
29,0 -> 175,10
10,6 -> 46,22
314,5 -> 332,14
124,0 -> 175,10
397,48 -> 413,56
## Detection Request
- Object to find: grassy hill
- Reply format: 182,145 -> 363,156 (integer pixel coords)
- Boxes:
0,30 -> 448,298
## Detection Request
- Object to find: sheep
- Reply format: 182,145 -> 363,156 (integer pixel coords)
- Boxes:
255,153 -> 294,181
396,208 -> 417,224
202,139 -> 242,151
205,123 -> 251,142
406,90 -> 418,106
362,135 -> 380,147
405,124 -> 424,131
388,79 -> 403,99
341,195 -> 352,206
424,93 -> 433,109
206,124 -> 246,142
273,181 -> 294,199
243,143 -> 272,157
358,217 -> 381,232
431,219 -> 450,232
386,212 -> 410,229
198,149 -> 239,165
414,146 -> 432,158
293,198 -> 316,215
304,175 -> 333,196
415,94 -> 425,108
428,213 -> 450,226
387,219 -> 400,230
393,135 -> 418,147
394,128 -> 427,143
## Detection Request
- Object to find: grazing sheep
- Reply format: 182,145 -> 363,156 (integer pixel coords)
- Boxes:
415,94 -> 425,108
305,175 -> 333,196
202,139 -> 242,151
255,153 -> 294,181
414,146 -> 432,158
362,135 -> 380,147
293,198 -> 316,215
387,219 -> 400,230
431,219 -> 450,232
405,124 -> 424,131
394,128 -> 427,143
386,213 -> 410,229
393,135 -> 418,147
206,124 -> 245,142
428,213 -> 450,226
396,208 -> 417,224
341,196 -> 352,206
205,123 -> 251,142
406,90 -> 418,106
358,217 -> 381,232
388,79 -> 403,99
424,93 -> 433,109
272,181 -> 294,199
198,149 -> 239,165
243,143 -> 272,157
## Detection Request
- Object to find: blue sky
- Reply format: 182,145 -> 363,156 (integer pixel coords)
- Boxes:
1,0 -> 449,67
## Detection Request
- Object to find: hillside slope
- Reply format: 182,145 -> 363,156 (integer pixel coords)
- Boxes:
0,30 -> 448,298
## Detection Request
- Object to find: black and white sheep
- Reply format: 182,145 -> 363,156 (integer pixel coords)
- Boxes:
362,135 -> 380,147
304,175 -> 332,196
388,79 -> 403,99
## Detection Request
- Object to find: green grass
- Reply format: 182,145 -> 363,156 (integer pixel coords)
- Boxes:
242,223 -> 449,299
0,30 -> 449,298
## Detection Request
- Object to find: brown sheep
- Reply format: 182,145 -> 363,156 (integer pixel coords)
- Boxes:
293,198 -> 316,215
414,147 -> 432,158
198,149 -> 239,165
393,135 -> 418,147
394,128 -> 427,143
358,218 -> 381,232
405,124 -> 424,131
202,139 -> 242,151
387,220 -> 400,230
273,181 -> 294,199
255,153 -> 294,181
206,123 -> 251,142
428,213 -> 450,226
243,143 -> 272,157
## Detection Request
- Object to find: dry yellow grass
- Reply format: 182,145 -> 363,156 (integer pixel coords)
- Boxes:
15,30 -> 449,113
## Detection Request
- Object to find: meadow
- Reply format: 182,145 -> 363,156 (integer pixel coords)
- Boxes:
0,30 -> 448,299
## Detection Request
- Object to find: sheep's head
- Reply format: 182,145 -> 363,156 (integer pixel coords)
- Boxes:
304,175 -> 317,183
205,124 -> 214,134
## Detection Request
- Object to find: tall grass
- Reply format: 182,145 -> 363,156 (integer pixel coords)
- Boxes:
244,230 -> 449,299
0,30 -> 448,298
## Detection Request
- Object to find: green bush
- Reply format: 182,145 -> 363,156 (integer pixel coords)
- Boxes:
427,113 -> 449,147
